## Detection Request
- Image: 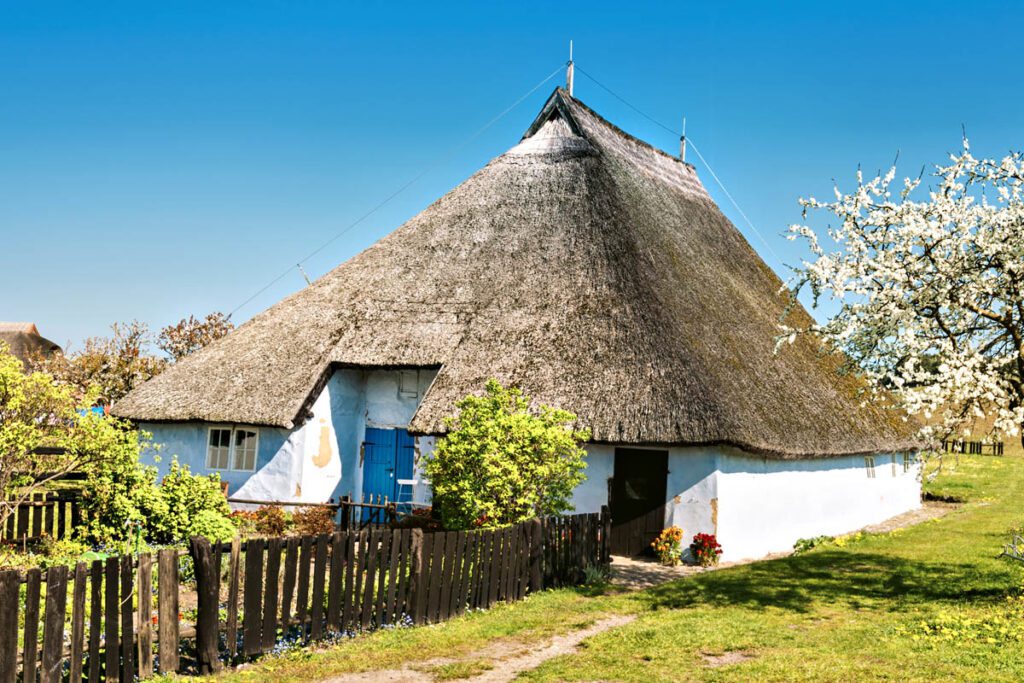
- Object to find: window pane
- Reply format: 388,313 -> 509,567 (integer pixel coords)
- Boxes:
207,429 -> 230,469
233,430 -> 257,471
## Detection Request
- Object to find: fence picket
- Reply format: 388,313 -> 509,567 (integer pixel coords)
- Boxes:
295,536 -> 312,632
384,530 -> 401,625
309,535 -> 328,640
280,538 -> 298,632
262,538 -> 282,652
374,530 -> 393,626
360,531 -> 381,629
0,571 -> 18,683
341,532 -> 357,630
326,533 -> 344,632
242,539 -> 264,657
88,560 -> 103,683
226,539 -> 241,657
157,549 -> 179,674
69,562 -> 87,683
413,531 -> 430,625
136,554 -> 153,679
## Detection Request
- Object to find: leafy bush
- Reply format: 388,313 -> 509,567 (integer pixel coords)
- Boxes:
690,533 -> 723,567
651,526 -> 684,566
292,507 -> 336,536
424,379 -> 589,530
189,510 -> 237,543
149,459 -> 233,544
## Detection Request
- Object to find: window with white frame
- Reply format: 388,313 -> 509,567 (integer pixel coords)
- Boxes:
207,427 -> 259,471
864,456 -> 876,479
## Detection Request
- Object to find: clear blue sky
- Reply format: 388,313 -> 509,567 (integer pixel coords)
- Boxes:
3,1 -> 1022,347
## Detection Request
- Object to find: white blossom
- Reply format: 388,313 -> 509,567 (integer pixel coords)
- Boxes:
783,142 -> 1024,446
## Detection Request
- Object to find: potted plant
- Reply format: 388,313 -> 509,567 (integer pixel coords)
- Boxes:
651,526 -> 685,566
690,532 -> 723,567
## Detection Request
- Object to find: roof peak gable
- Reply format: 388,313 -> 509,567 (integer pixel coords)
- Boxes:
521,88 -> 585,140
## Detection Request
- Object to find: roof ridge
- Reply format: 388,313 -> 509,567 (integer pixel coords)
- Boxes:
559,88 -> 697,171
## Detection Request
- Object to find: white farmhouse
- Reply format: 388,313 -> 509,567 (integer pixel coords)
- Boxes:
114,87 -> 921,561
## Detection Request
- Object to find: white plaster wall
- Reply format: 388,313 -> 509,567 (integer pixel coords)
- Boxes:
666,448 -> 719,543
364,369 -> 437,429
716,450 -> 921,561
569,445 -> 615,513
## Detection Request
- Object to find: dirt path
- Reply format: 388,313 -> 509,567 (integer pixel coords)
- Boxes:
320,614 -> 636,683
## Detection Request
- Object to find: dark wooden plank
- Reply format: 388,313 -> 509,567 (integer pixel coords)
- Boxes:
360,531 -> 381,629
412,531 -> 429,625
505,526 -> 519,602
88,560 -> 103,683
31,493 -> 43,541
352,531 -> 368,629
326,533 -> 344,631
242,539 -> 265,656
475,531 -> 491,609
488,528 -> 503,605
226,538 -> 241,658
295,536 -> 312,631
426,532 -> 446,623
309,534 -> 329,641
41,565 -> 68,683
23,568 -> 41,683
395,529 -> 412,618
15,499 -> 28,544
120,556 -> 135,683
69,562 -> 87,683
3,503 -> 14,542
0,571 -> 19,683
457,532 -> 476,615
190,537 -> 221,674
384,530 -> 402,625
442,532 -> 462,619
374,529 -> 393,626
42,497 -> 54,541
136,554 -> 153,679
341,531 -> 357,630
56,498 -> 66,541
103,559 -> 118,683
262,538 -> 283,652
437,531 -> 455,621
157,549 -> 179,674
280,537 -> 298,631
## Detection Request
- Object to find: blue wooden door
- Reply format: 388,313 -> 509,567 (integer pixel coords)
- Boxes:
362,427 -> 415,504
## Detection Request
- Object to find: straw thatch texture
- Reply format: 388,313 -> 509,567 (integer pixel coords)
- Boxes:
0,322 -> 61,365
114,88 -> 916,458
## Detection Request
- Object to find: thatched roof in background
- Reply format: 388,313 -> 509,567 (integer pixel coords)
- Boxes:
0,322 -> 61,366
114,88 -> 917,458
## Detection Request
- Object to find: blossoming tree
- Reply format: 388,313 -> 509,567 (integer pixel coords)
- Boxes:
783,142 -> 1024,447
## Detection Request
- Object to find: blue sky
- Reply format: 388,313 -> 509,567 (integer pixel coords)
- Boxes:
3,1 -> 1022,347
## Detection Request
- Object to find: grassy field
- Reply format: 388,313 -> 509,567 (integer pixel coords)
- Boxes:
196,448 -> 1024,682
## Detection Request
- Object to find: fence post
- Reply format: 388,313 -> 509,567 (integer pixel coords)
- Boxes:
528,519 -> 543,594
190,537 -> 222,674
408,529 -> 424,624
0,570 -> 18,683
599,505 -> 611,566
157,549 -> 180,674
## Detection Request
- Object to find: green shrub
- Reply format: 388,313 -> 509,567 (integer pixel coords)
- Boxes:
424,379 -> 589,530
149,459 -> 234,544
189,510 -> 237,543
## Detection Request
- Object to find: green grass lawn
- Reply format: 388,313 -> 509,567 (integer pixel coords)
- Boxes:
198,450 -> 1024,682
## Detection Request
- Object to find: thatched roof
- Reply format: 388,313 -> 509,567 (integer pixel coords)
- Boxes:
0,322 -> 61,366
114,88 -> 917,458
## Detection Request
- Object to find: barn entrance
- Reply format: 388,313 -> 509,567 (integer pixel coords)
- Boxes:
609,448 -> 669,556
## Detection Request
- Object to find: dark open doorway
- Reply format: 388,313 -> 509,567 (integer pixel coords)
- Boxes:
609,448 -> 669,556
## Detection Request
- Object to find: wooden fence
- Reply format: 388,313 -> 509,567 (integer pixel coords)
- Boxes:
941,439 -> 1005,456
1,492 -> 82,546
0,509 -> 609,681
226,495 -> 398,532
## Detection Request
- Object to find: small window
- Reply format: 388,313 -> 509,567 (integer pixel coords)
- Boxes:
206,426 -> 259,472
206,428 -> 231,470
903,453 -> 913,473
233,429 -> 259,471
864,456 -> 876,479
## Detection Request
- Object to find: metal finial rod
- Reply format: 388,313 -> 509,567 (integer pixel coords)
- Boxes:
680,116 -> 687,161
566,40 -> 575,96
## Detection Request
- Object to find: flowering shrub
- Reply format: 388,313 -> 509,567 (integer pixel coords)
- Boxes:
690,533 -> 723,567
651,526 -> 684,566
